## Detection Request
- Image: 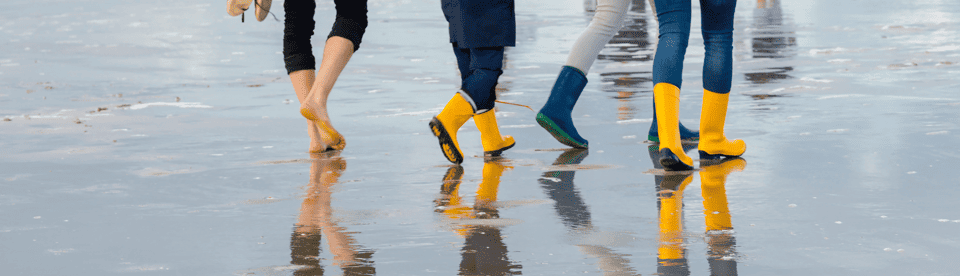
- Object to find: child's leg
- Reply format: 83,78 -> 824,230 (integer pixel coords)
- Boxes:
464,47 -> 514,156
452,43 -> 471,82
537,0 -> 630,149
698,0 -> 745,160
652,0 -> 694,170
430,46 -> 508,163
565,0 -> 630,75
459,47 -> 504,113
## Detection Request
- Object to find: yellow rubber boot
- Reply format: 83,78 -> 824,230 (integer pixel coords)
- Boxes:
473,111 -> 516,157
429,93 -> 475,164
699,90 -> 746,161
654,83 -> 693,171
657,172 -> 693,265
701,158 -> 744,231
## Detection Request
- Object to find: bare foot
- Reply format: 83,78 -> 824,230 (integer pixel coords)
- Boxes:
306,119 -> 345,153
307,120 -> 328,153
302,93 -> 345,152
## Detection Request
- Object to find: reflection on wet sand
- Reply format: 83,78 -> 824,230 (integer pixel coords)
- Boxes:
291,153 -> 375,276
596,0 -> 654,120
648,146 -> 744,276
744,0 -> 798,85
435,159 -> 522,275
539,149 -> 640,275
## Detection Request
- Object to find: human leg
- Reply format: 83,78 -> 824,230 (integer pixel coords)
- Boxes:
459,47 -> 504,113
460,47 -> 514,156
646,0 -> 698,143
652,0 -> 693,170
698,0 -> 745,160
452,43 -> 471,82
298,36 -> 352,151
283,0 -> 335,153
299,0 -> 368,150
537,0 -> 629,149
431,46 -> 510,163
565,0 -> 631,74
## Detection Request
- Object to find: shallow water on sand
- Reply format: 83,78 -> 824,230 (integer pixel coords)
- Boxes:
2,0 -> 959,275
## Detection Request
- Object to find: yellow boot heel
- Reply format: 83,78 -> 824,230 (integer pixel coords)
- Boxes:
429,92 -> 475,164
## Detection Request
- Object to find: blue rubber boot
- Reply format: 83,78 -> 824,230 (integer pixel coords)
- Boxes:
647,98 -> 700,143
536,66 -> 589,149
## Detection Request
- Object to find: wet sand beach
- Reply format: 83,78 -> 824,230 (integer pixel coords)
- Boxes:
2,0 -> 959,275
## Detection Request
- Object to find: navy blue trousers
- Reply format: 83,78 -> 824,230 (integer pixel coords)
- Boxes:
452,43 -> 504,112
652,0 -> 736,94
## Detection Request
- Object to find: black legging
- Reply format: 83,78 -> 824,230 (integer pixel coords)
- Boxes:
283,0 -> 368,74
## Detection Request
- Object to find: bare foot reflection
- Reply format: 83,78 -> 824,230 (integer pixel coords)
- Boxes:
291,152 -> 374,276
435,159 -> 522,275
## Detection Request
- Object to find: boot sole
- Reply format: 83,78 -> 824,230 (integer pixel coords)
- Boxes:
647,135 -> 700,143
429,117 -> 463,164
660,148 -> 694,171
698,150 -> 742,161
484,142 -> 515,157
536,113 -> 588,149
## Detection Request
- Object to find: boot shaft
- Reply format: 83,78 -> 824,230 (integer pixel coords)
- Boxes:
544,66 -> 588,111
473,111 -> 514,153
699,89 -> 730,144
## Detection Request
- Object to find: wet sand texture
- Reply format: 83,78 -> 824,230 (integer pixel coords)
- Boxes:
2,0 -> 960,275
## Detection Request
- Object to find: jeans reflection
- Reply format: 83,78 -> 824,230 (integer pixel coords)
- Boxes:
539,149 -> 639,275
648,145 -> 744,276
291,153 -> 375,276
435,159 -> 522,275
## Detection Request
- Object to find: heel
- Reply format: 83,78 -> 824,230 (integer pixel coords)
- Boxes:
660,148 -> 694,171
429,117 -> 464,164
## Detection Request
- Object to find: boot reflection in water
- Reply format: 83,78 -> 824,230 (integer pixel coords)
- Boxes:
539,149 -> 592,230
656,169 -> 694,276
540,148 -> 641,275
434,159 -> 522,275
650,145 -> 744,276
291,152 -> 375,275
701,158 -> 745,276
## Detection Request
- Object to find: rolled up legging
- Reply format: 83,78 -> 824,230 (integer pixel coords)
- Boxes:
327,0 -> 368,52
283,0 -> 317,74
283,0 -> 369,74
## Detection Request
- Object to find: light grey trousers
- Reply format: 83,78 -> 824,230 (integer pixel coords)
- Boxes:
566,0 -> 656,74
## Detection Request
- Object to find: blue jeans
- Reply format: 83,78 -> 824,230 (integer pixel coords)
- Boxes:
652,0 -> 736,94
